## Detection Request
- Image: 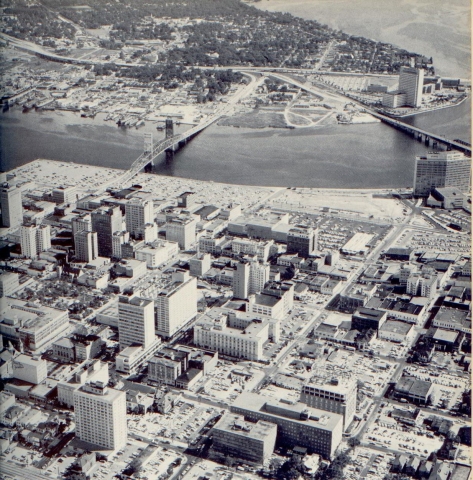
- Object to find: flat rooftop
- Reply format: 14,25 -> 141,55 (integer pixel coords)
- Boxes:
232,392 -> 342,432
0,298 -> 67,333
379,320 -> 413,335
214,413 -> 277,441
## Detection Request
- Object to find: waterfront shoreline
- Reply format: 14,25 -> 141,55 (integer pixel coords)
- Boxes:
9,158 -> 411,195
384,94 -> 470,119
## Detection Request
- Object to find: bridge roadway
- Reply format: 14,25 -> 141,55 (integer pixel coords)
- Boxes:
5,32 -> 469,156
101,114 -> 222,191
266,72 -> 471,155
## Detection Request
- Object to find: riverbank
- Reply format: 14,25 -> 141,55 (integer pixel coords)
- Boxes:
385,94 -> 470,119
6,159 -> 411,221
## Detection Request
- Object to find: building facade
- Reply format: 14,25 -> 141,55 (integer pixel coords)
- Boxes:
118,296 -> 155,350
300,379 -> 357,430
125,197 -> 154,238
91,207 -> 123,257
398,67 -> 424,108
212,413 -> 277,464
414,152 -> 471,197
75,231 -> 98,262
73,382 -> 127,450
154,272 -> 197,338
231,392 -> 343,459
0,183 -> 23,228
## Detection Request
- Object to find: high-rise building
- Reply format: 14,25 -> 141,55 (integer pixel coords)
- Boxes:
300,378 -> 357,430
118,296 -> 155,350
249,259 -> 270,295
125,197 -> 154,238
0,271 -> 19,298
154,271 -> 197,338
398,67 -> 424,108
112,231 -> 130,259
287,226 -> 318,257
20,224 -> 37,259
0,183 -> 23,228
73,381 -> 127,450
72,214 -> 92,244
75,231 -> 98,262
91,207 -> 123,257
413,152 -> 471,197
36,224 -> 51,253
166,216 -> 196,250
233,261 -> 250,300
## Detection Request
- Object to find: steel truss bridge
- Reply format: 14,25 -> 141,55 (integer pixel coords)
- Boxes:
114,114 -> 221,188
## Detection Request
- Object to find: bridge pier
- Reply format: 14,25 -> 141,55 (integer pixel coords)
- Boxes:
424,136 -> 430,146
417,133 -> 423,142
432,141 -> 438,150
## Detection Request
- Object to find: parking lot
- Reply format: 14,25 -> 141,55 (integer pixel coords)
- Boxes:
128,401 -> 220,446
280,349 -> 396,398
364,402 -> 444,456
89,438 -> 185,480
182,459 -> 260,480
403,366 -> 470,410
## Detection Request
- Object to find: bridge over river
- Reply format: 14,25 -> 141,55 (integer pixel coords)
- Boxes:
268,72 -> 471,156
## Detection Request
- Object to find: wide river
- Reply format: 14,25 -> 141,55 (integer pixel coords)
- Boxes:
0,97 -> 470,189
0,0 -> 471,188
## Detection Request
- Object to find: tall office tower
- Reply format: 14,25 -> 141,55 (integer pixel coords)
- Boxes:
154,271 -> 197,338
249,259 -> 270,295
166,216 -> 196,250
112,231 -> 129,259
125,197 -> 154,238
300,378 -> 357,430
233,261 -> 250,300
72,214 -> 92,245
398,66 -> 424,108
75,230 -> 98,262
287,226 -> 318,257
73,381 -> 127,450
118,296 -> 155,350
413,152 -> 471,197
0,183 -> 23,228
36,224 -> 51,253
20,224 -> 37,259
91,207 -> 123,257
0,271 -> 19,298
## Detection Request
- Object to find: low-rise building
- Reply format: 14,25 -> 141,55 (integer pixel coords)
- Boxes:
135,240 -> 179,269
0,298 -> 69,353
12,354 -> 47,385
432,307 -> 471,333
189,253 -> 211,277
194,308 -> 278,361
394,375 -> 434,405
352,307 -> 387,331
378,320 -> 415,343
231,392 -> 343,459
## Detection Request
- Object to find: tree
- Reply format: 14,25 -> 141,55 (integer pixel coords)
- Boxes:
348,437 -> 361,449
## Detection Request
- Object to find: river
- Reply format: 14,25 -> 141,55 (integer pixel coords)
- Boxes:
1,1 -> 471,188
0,98 -> 470,188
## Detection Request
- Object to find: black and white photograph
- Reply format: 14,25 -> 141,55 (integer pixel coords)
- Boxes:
0,1 -> 471,479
